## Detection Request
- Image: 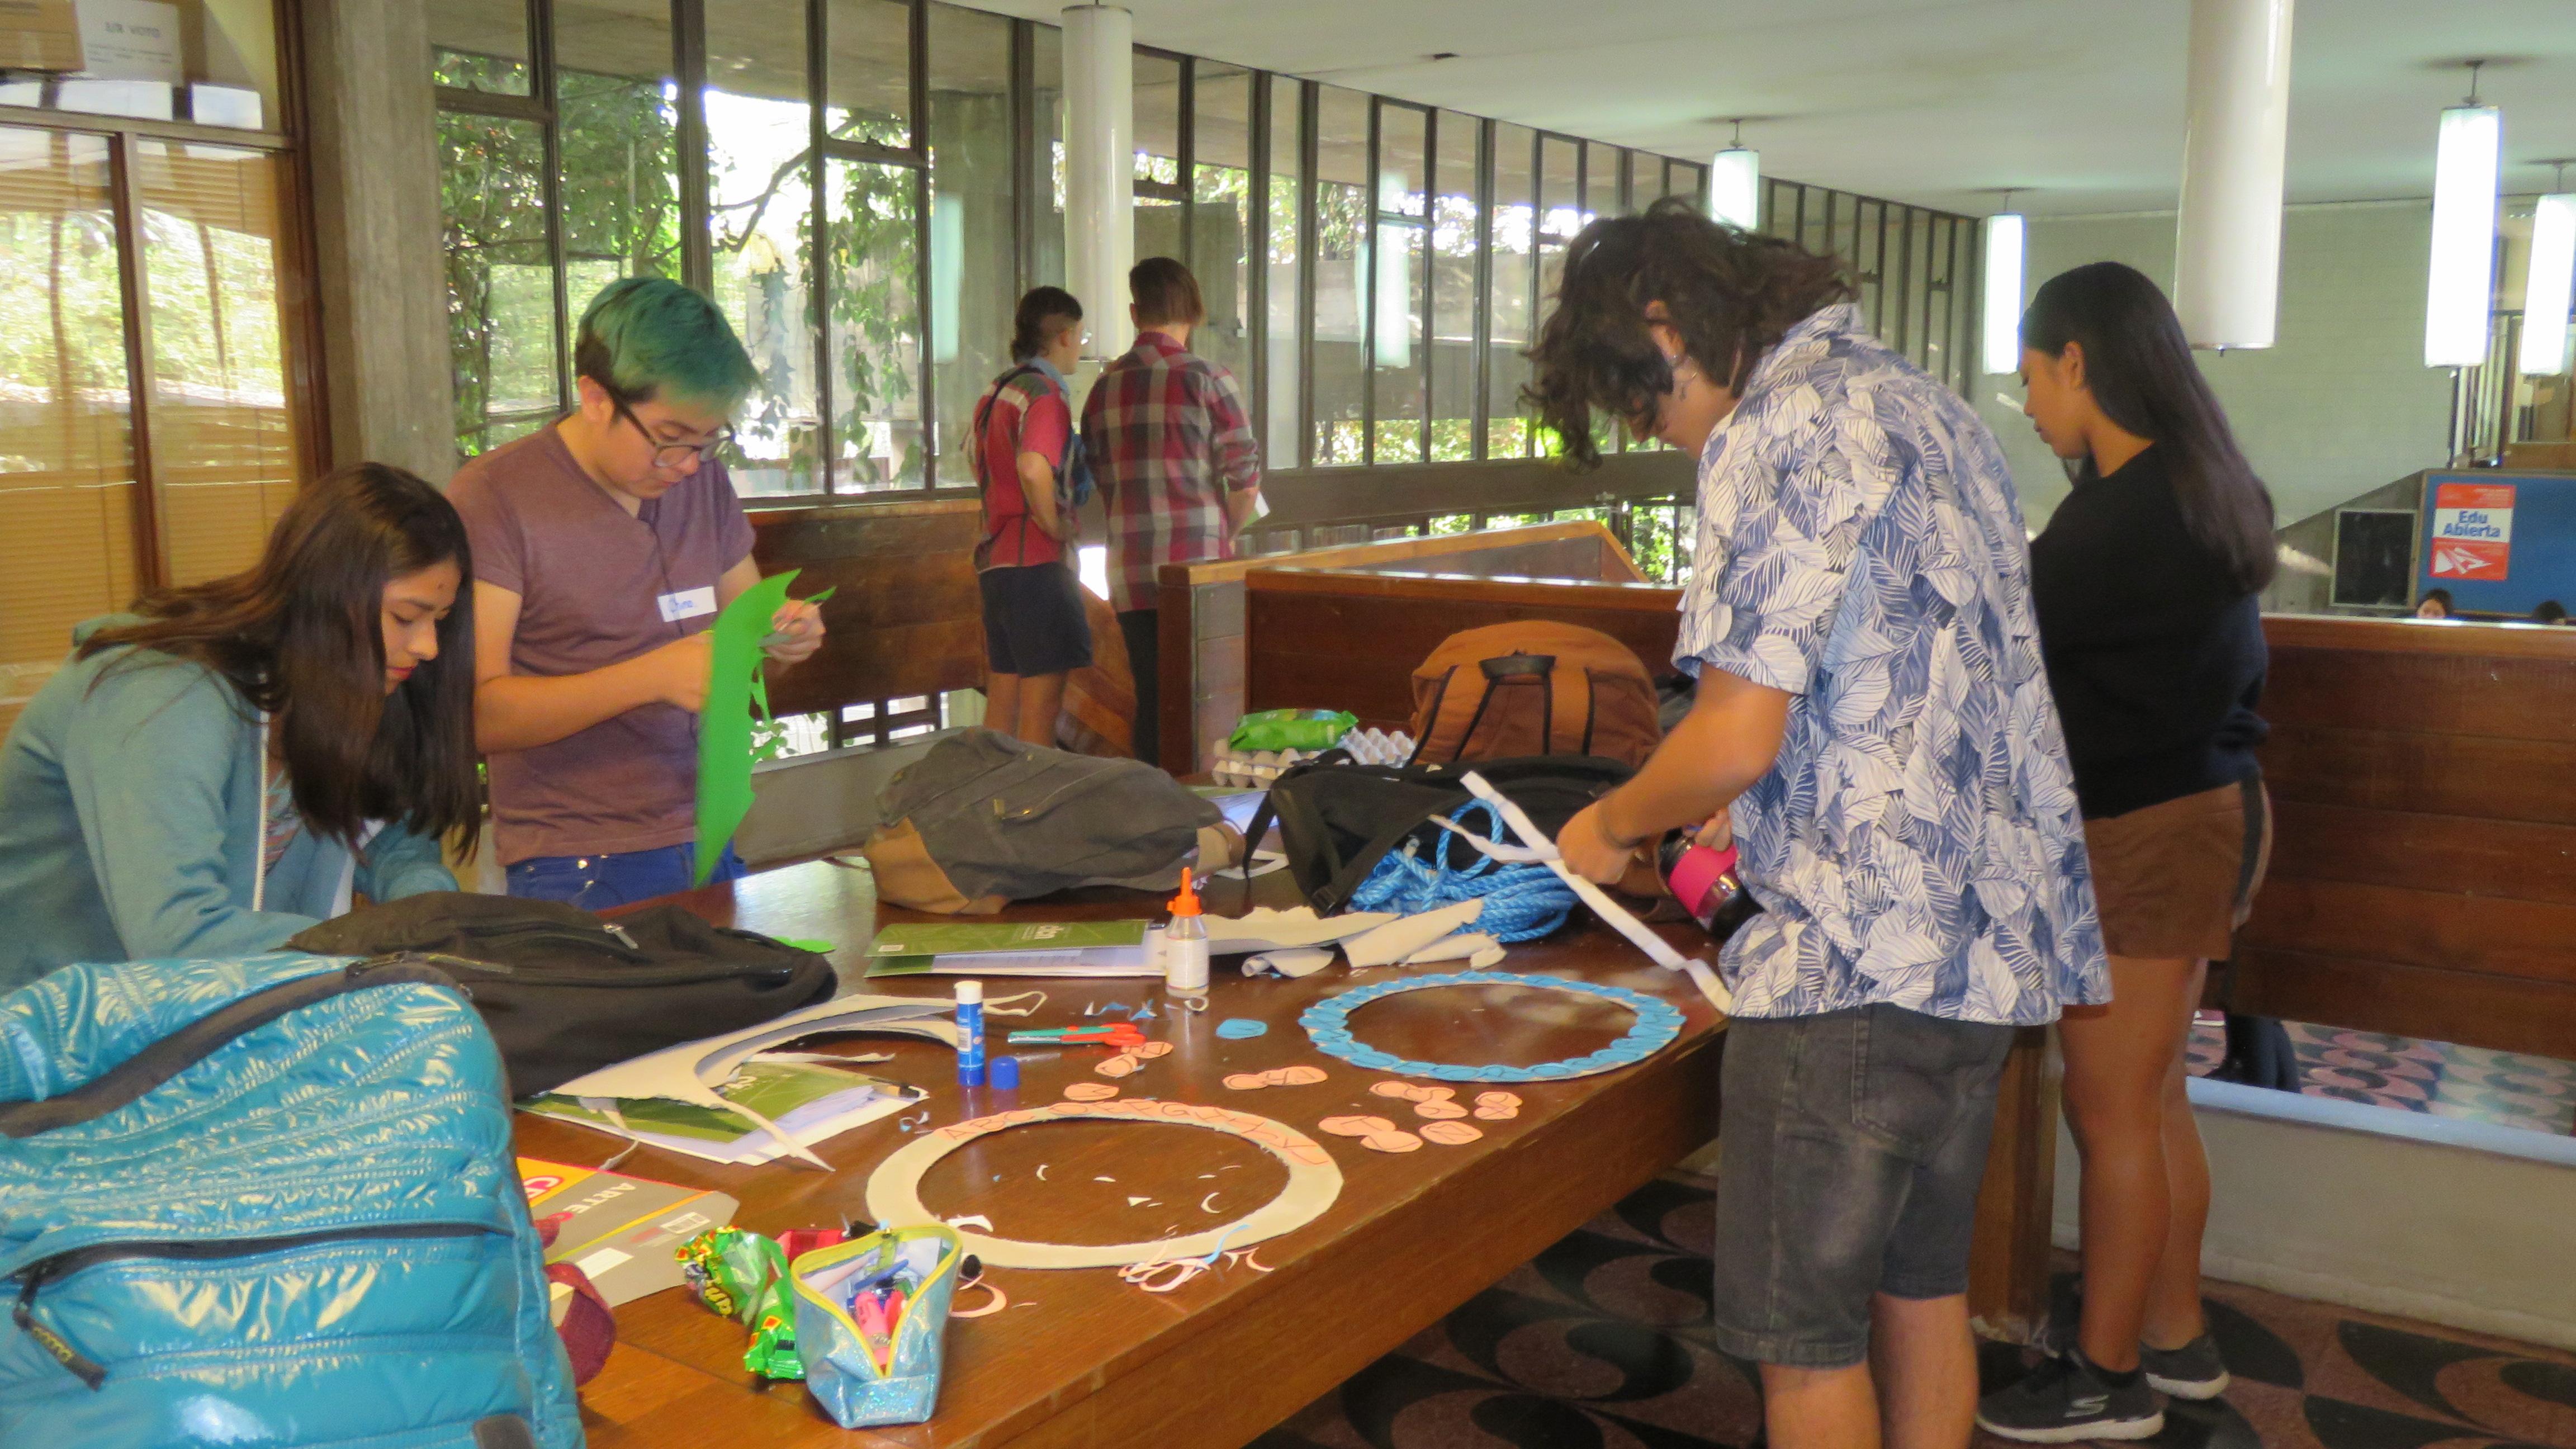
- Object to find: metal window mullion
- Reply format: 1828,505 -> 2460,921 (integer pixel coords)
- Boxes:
1247,69 -> 1270,454
1296,80 -> 1317,469
1360,96 -> 1379,466
533,0 -> 571,413
910,0 -> 935,490
1873,201 -> 1891,336
1894,204 -> 1916,357
1943,216 -> 1964,391
106,131 -> 167,587
808,0 -> 834,493
676,0 -> 712,291
1470,115 -> 1491,461
1176,56 -> 1194,266
1009,18 -> 1032,297
1417,106 -> 1432,463
1522,127 -> 1540,456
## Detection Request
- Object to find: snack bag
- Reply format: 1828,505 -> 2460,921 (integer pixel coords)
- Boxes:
1228,708 -> 1356,753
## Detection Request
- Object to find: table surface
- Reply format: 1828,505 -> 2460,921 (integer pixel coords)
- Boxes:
538,859 -> 1728,1449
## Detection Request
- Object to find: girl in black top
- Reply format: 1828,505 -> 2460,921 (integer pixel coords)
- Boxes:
1978,263 -> 2277,1441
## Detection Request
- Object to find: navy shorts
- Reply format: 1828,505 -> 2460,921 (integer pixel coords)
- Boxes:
979,563 -> 1093,677
505,843 -> 746,912
1710,1002 -> 2016,1368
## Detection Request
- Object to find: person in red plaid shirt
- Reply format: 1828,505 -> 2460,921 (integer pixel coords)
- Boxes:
1079,257 -> 1263,766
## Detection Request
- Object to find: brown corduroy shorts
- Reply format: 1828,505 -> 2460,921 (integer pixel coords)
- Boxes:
2081,776 -> 2272,962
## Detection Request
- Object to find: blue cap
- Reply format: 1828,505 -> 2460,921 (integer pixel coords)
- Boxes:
989,1055 -> 1020,1091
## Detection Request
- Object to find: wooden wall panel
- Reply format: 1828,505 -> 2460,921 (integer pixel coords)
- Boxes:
750,500 -> 987,717
2239,617 -> 2576,1060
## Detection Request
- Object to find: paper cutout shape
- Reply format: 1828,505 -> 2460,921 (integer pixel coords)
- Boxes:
1341,901 -> 1484,969
1403,932 -> 1507,968
1413,1100 -> 1468,1120
1318,1115 -> 1398,1137
1225,1064 -> 1328,1092
1129,1041 -> 1175,1059
1203,907 -> 1398,956
1360,1129 -> 1423,1153
1096,1055 -> 1141,1078
1475,1091 -> 1522,1112
546,992 -> 955,1167
1456,771 -> 1732,1010
695,570 -> 798,886
1214,1019 -> 1268,1040
1242,948 -> 1335,979
1062,1082 -> 1119,1102
865,1100 -> 1342,1269
1299,970 -> 1685,1085
1419,1120 -> 1484,1146
1370,1082 -> 1453,1102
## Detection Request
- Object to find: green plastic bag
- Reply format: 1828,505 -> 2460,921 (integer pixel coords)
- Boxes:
1228,708 -> 1356,752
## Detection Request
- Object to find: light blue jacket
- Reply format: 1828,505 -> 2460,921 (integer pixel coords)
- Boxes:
0,617 -> 457,995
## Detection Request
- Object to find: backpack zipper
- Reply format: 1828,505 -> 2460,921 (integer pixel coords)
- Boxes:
10,1223 -> 497,1390
356,950 -> 794,991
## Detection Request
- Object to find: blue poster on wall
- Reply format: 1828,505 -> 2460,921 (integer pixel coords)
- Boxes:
2417,471 -> 2576,616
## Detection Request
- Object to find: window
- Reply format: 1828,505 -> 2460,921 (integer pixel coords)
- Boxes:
5,0 -> 283,129
1429,111 -> 1481,461
1,10 -> 310,737
1188,64 -> 1255,383
1369,101 -> 1428,465
928,3 -> 1015,489
1486,122 -> 1537,459
424,1 -> 1973,509
1310,86 -> 1368,466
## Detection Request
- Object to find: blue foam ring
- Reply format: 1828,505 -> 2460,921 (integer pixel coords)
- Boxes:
1295,970 -> 1683,1084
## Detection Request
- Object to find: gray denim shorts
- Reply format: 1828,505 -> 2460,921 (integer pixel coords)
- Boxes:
1710,1002 -> 2017,1368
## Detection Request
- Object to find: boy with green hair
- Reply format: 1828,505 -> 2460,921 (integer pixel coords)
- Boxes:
449,276 -> 825,908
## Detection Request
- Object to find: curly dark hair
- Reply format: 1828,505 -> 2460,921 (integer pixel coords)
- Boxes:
1524,198 -> 1854,467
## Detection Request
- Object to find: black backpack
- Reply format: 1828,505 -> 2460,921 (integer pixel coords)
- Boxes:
286,892 -> 836,1096
1247,754 -> 1633,915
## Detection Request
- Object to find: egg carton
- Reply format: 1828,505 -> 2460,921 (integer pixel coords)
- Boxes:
1208,728 -> 1414,787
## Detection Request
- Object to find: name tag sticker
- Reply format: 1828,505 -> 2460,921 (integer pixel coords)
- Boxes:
656,586 -> 718,623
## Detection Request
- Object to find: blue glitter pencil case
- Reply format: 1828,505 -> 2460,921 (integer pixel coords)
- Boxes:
791,1224 -> 965,1427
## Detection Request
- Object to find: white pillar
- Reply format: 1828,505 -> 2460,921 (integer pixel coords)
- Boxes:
1062,6 -> 1134,363
2172,0 -> 2295,350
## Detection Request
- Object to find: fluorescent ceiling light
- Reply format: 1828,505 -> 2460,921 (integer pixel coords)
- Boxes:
1981,212 -> 2026,375
2521,192 -> 2576,375
2425,103 -> 2501,368
1708,146 -> 1759,230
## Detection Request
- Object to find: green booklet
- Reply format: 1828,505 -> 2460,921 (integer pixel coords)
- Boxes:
520,1059 -> 917,1164
867,919 -> 1151,957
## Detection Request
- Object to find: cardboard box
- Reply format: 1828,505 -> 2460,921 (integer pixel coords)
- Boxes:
0,0 -> 86,74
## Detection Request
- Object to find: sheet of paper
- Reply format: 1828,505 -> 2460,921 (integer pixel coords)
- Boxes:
693,570 -> 798,886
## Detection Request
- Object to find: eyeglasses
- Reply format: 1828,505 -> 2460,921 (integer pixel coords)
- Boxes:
613,397 -> 735,470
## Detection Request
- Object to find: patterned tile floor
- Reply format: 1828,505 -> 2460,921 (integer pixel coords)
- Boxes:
1251,1173 -> 2576,1449
2185,1016 -> 2576,1138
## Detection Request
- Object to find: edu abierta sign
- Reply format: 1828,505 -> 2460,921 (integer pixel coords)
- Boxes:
2429,481 -> 2516,581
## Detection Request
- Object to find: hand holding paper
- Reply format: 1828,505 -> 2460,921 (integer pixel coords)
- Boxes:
761,587 -> 831,665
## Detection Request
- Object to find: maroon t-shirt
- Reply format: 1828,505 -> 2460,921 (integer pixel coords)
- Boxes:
448,425 -> 756,864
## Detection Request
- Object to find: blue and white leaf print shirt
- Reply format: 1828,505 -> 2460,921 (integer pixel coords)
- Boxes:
1677,304 -> 2109,1026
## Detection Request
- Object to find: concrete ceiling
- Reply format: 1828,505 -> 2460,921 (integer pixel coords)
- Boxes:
962,1 -> 2576,216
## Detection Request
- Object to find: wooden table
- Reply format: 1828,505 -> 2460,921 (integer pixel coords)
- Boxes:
530,859 -> 1727,1448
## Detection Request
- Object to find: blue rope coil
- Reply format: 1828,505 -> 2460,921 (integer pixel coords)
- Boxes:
1348,800 -> 1578,943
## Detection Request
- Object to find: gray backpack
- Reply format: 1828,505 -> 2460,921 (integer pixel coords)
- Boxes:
859,730 -> 1240,913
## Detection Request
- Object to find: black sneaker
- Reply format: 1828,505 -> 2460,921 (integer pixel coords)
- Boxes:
2142,1333 -> 2231,1400
1976,1351 -> 2165,1442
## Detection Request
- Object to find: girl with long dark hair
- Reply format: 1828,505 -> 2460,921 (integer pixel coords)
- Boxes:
0,463 -> 481,992
1978,262 -> 2276,1441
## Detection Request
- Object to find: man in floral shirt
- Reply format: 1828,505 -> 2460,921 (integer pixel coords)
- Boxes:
1538,201 -> 2109,1449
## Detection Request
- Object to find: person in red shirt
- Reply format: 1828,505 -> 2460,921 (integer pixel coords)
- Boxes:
968,287 -> 1093,744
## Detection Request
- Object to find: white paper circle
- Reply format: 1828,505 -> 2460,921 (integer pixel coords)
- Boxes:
864,1099 -> 1345,1269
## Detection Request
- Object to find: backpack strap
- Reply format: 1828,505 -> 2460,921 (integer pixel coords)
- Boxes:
1550,661 -> 1596,757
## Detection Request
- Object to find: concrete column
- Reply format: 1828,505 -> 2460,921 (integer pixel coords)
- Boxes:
2172,0 -> 2295,350
298,0 -> 457,484
1061,6 -> 1133,363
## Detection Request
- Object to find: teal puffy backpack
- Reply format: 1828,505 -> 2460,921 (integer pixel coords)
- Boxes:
0,953 -> 580,1449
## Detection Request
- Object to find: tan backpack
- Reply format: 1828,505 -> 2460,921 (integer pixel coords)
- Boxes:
1406,621 -> 1663,768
